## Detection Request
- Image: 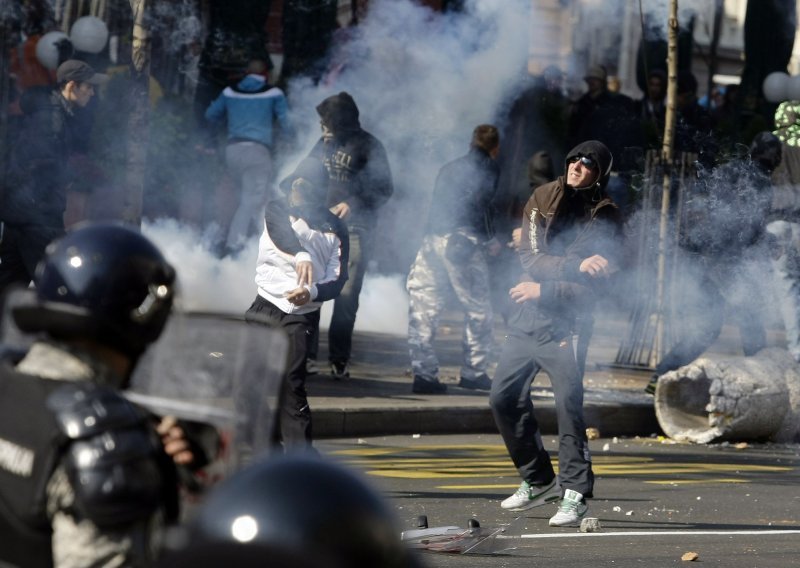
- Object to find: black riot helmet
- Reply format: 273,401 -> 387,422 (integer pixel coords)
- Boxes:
12,223 -> 176,361
160,454 -> 424,568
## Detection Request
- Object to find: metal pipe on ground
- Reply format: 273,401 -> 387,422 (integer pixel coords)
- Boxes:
654,348 -> 800,443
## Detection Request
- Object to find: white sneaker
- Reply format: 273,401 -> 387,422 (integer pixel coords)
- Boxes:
501,478 -> 560,511
548,488 -> 588,527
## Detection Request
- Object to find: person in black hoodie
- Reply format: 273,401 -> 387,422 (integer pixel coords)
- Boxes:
406,125 -> 501,394
304,92 -> 394,379
644,132 -> 782,395
489,140 -> 622,528
0,60 -> 107,294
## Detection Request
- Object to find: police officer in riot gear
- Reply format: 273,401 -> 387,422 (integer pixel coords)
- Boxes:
160,454 -> 424,568
0,223 -> 194,567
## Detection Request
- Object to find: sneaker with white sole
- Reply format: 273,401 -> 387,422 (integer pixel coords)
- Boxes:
548,488 -> 588,527
500,478 -> 560,511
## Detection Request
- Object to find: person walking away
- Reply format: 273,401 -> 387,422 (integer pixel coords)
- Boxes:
489,141 -> 622,527
245,157 -> 349,451
205,59 -> 292,254
407,124 -> 501,394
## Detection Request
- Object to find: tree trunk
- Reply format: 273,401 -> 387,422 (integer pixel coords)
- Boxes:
122,0 -> 151,226
652,0 -> 679,367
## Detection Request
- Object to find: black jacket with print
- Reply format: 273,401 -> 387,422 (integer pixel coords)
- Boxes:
309,92 -> 393,232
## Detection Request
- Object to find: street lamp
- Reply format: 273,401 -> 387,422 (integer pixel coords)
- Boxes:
763,71 -> 800,103
35,31 -> 71,69
70,16 -> 109,55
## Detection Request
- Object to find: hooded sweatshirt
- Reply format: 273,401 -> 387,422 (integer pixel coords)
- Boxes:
205,74 -> 291,148
308,92 -> 394,231
515,140 -> 621,328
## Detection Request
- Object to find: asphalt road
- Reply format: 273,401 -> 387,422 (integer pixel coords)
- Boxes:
318,433 -> 800,567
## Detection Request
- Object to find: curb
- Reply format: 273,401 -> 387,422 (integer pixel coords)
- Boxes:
314,400 -> 660,439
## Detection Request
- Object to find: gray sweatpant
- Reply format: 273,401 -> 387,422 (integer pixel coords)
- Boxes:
489,325 -> 593,497
225,141 -> 274,250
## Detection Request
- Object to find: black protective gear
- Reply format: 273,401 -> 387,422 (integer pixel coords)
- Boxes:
0,369 -> 66,568
12,223 -> 176,360
160,455 -> 423,568
47,382 -> 179,527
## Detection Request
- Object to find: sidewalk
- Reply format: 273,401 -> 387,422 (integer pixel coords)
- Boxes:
308,308 -> 786,440
307,312 -> 662,439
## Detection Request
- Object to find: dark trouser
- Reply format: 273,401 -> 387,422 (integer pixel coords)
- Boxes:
309,228 -> 369,365
0,223 -> 64,295
489,326 -> 593,497
245,295 -> 315,452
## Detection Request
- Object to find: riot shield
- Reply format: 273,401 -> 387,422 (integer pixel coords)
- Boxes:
128,310 -> 289,475
0,288 -> 289,477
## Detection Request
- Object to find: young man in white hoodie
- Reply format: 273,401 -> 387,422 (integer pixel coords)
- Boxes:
245,157 -> 349,451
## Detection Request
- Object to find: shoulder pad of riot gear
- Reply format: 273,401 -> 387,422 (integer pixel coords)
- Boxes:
47,382 -> 148,439
47,383 -> 176,527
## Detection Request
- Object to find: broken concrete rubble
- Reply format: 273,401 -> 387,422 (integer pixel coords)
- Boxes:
654,348 -> 800,443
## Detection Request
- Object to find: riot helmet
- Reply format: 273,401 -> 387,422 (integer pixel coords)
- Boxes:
160,454 -> 424,568
12,222 -> 176,361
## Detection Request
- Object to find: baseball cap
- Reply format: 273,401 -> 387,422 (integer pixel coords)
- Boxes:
56,59 -> 109,85
584,64 -> 607,82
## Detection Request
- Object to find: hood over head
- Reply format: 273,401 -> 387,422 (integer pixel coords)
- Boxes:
564,140 -> 613,191
316,91 -> 361,135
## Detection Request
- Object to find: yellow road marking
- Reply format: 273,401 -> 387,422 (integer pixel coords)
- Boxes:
334,444 -> 793,485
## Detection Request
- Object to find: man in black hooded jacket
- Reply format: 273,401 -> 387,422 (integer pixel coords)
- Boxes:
304,92 -> 394,379
489,140 -> 621,527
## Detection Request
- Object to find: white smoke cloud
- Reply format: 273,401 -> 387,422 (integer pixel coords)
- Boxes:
143,219 -> 257,313
146,0 -> 533,338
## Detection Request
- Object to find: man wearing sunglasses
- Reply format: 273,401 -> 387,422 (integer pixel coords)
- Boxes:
489,140 -> 621,527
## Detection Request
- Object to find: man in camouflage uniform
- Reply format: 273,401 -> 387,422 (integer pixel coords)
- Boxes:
406,125 -> 501,394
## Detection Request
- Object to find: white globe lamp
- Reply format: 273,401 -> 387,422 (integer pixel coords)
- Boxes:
35,31 -> 70,70
786,75 -> 800,102
763,71 -> 790,103
70,16 -> 109,54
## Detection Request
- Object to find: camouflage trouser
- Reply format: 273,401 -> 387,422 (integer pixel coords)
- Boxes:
406,231 -> 494,381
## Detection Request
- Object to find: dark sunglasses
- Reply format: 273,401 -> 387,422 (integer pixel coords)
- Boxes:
568,155 -> 597,169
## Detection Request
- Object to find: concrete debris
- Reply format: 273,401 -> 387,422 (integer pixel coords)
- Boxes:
586,427 -> 600,440
579,517 -> 601,532
654,348 -> 800,443
681,552 -> 700,562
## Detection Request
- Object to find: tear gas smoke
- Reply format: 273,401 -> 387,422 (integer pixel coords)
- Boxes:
94,1 -> 784,348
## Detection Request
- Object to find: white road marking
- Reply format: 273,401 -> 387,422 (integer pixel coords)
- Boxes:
519,529 -> 800,539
